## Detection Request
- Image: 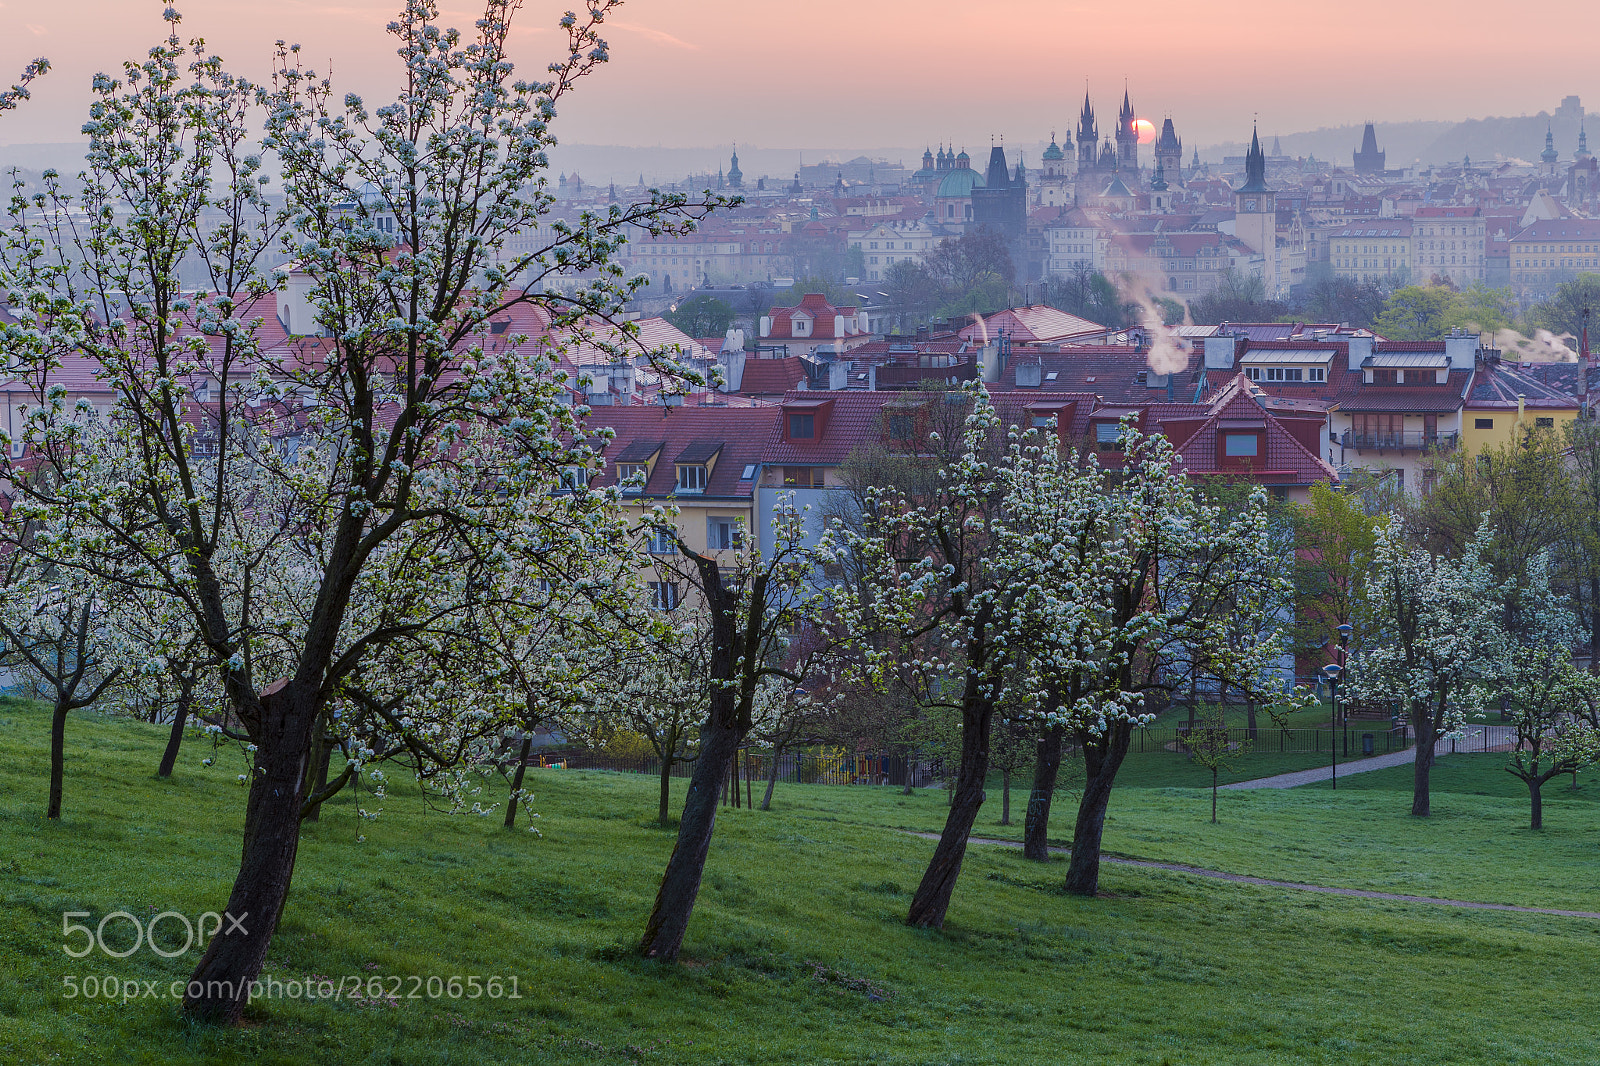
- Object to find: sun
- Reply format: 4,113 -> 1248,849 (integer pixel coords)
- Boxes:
1134,118 -> 1156,144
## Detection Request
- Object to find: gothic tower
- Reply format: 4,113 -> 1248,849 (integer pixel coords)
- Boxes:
1076,94 -> 1098,170
1115,88 -> 1139,177
1155,117 -> 1183,183
1234,125 -> 1280,298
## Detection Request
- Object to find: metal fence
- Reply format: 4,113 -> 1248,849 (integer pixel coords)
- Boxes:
1146,724 -> 1412,758
524,749 -> 937,788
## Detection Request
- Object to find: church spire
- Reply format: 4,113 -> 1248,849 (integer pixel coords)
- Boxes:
1238,124 -> 1270,194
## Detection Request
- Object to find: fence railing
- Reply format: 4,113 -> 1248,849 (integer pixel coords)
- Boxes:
1339,430 -> 1459,454
525,749 -> 938,788
1148,724 -> 1412,758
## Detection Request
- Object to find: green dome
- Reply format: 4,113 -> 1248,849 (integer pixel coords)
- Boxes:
1042,139 -> 1065,161
936,166 -> 986,198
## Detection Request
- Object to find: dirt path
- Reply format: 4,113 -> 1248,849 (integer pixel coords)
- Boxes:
905,831 -> 1600,921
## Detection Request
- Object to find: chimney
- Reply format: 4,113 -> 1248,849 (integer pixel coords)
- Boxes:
718,347 -> 746,393
760,315 -> 772,338
1015,362 -> 1042,388
1203,333 -> 1238,370
1443,330 -> 1477,370
1583,308 -> 1591,413
1517,393 -> 1526,424
868,364 -> 877,391
827,360 -> 849,390
1347,334 -> 1373,372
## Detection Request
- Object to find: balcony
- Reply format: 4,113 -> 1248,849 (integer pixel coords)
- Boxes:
1340,431 -> 1459,454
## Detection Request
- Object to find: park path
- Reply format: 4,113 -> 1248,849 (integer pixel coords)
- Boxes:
906,832 -> 1600,921
1219,737 -> 1455,790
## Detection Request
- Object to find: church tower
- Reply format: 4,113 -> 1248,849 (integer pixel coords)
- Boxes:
1115,88 -> 1139,177
1076,94 -> 1098,171
1234,126 -> 1280,297
1150,159 -> 1171,213
727,145 -> 743,189
1155,117 -> 1183,184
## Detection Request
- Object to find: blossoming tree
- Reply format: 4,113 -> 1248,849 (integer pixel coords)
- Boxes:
0,2 -> 724,1022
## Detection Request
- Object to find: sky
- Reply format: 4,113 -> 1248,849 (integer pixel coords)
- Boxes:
0,0 -> 1594,157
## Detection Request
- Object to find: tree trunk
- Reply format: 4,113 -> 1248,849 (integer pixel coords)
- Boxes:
657,755 -> 675,825
901,750 -> 916,795
1245,695 -> 1258,743
47,699 -> 68,820
760,746 -> 781,810
999,767 -> 1011,825
1529,776 -> 1543,830
184,683 -> 317,1024
1211,768 -> 1218,824
639,718 -> 741,960
157,676 -> 195,779
906,687 -> 994,929
1063,721 -> 1132,897
504,734 -> 532,829
1024,725 -> 1064,861
302,730 -> 333,823
1411,697 -> 1438,818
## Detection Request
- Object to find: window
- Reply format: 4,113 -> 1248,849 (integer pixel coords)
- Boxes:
676,464 -> 707,493
617,463 -> 648,493
1308,367 -> 1326,382
1031,414 -> 1056,428
649,581 -> 680,610
647,526 -> 676,554
740,463 -> 758,480
1535,417 -> 1555,429
1474,418 -> 1494,430
706,517 -> 744,550
1224,433 -> 1259,457
887,412 -> 914,440
788,412 -> 815,439
783,466 -> 824,488
1095,422 -> 1123,451
558,465 -> 587,490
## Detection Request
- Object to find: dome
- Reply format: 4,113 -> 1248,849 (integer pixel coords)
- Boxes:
955,149 -> 970,165
1042,139 -> 1065,161
936,167 -> 986,198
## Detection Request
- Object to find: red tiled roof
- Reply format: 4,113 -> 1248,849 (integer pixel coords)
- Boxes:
586,405 -> 780,499
738,356 -> 807,396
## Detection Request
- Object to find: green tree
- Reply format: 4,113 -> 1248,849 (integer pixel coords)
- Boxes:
1528,274 -> 1600,339
1152,295 -> 1186,326
883,260 -> 942,331
936,270 -> 1011,320
1291,483 -> 1381,665
1372,284 -> 1515,341
1183,707 -> 1250,823
663,293 -> 734,338
1045,263 -> 1135,329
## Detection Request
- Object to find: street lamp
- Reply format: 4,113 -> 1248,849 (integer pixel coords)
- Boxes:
1336,623 -> 1353,755
1322,662 -> 1344,789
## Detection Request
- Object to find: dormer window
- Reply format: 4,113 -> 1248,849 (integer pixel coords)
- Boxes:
617,463 -> 648,493
1095,423 -> 1124,452
1223,433 -> 1260,457
676,464 -> 707,494
788,412 -> 815,438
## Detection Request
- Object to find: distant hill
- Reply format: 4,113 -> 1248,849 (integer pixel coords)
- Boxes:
1200,101 -> 1591,168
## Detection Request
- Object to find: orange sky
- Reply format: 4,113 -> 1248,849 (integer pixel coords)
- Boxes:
0,0 -> 1594,152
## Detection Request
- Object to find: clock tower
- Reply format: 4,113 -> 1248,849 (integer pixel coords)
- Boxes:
1233,125 -> 1280,297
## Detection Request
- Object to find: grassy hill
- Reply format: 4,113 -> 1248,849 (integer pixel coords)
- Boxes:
2,700 -> 1598,1065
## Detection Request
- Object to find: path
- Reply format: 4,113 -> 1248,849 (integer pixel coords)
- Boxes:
1220,737 -> 1453,790
906,832 -> 1600,921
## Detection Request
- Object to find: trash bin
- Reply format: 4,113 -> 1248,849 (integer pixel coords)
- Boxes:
1362,733 -> 1375,756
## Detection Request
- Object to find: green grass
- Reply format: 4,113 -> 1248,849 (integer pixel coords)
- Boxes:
3,699 -> 1600,1064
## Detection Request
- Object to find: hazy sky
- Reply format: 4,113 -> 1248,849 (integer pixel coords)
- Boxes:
0,0 -> 1593,153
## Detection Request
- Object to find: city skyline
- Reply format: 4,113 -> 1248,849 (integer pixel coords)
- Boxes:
0,0 -> 1595,150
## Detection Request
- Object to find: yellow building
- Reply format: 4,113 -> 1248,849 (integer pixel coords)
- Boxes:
1328,218 -> 1413,284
